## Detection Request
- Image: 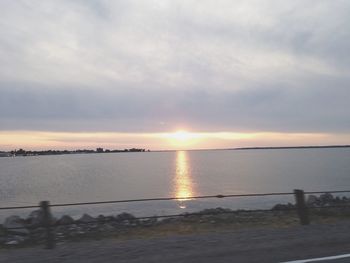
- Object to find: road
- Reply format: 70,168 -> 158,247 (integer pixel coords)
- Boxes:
1,221 -> 350,263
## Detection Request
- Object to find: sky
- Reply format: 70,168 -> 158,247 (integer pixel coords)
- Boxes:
0,0 -> 349,150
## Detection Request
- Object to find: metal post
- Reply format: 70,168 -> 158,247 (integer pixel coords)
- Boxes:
40,201 -> 55,249
294,189 -> 310,225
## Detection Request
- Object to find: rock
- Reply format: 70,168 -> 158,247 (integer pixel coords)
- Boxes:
320,193 -> 334,205
160,217 -> 177,224
77,214 -> 95,223
55,225 -> 67,233
4,215 -> 24,226
306,195 -> 319,206
5,240 -> 19,245
57,215 -> 75,225
5,235 -> 27,245
97,215 -> 115,223
3,216 -> 29,235
141,217 -> 158,226
115,213 -> 136,223
0,225 -> 6,236
0,236 -> 6,244
198,207 -> 232,215
27,209 -> 44,227
334,197 -> 341,203
9,235 -> 26,243
97,215 -> 106,222
272,204 -> 288,210
105,216 -> 115,222
100,224 -> 115,231
69,225 -> 79,231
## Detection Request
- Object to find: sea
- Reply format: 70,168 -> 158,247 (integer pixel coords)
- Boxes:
1,148 -> 350,221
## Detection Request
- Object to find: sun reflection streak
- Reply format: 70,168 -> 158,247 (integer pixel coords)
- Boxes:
174,151 -> 195,208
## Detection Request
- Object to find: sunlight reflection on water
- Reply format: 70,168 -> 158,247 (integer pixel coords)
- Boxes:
174,151 -> 195,209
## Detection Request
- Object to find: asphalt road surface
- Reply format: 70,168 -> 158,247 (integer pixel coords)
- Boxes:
1,221 -> 350,263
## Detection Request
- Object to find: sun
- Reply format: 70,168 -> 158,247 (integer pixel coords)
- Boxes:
172,130 -> 193,141
162,130 -> 202,148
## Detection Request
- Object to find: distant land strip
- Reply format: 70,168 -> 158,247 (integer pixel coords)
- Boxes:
1,145 -> 350,157
232,145 -> 350,150
152,145 -> 350,152
0,148 -> 149,157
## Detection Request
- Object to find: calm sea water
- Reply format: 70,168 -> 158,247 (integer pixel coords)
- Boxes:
1,148 -> 350,220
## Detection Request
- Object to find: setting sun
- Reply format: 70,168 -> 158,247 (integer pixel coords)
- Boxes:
160,130 -> 204,149
172,131 -> 194,141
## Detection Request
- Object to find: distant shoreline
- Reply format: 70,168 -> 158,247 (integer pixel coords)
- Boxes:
1,145 -> 349,157
152,144 -> 350,152
232,145 -> 350,151
0,148 -> 149,158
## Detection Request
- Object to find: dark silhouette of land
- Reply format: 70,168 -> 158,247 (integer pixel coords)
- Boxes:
1,148 -> 149,157
152,144 -> 350,153
1,145 -> 349,157
232,145 -> 350,151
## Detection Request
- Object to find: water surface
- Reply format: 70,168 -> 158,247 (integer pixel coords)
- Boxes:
1,148 -> 349,220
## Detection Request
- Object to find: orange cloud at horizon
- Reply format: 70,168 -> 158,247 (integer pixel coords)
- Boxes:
0,130 -> 349,151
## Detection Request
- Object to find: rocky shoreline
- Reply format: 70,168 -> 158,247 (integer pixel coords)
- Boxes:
1,193 -> 350,248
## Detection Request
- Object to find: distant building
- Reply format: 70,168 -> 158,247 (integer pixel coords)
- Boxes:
96,148 -> 104,153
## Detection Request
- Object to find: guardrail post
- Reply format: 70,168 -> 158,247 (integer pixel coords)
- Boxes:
40,201 -> 55,249
294,189 -> 310,225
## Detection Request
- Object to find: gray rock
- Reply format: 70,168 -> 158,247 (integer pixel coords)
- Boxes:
100,224 -> 115,231
27,209 -> 44,227
272,204 -> 290,210
57,215 -> 75,225
5,235 -> 26,245
97,215 -> 106,222
161,217 -> 178,224
334,197 -> 341,203
4,215 -> 24,226
306,195 -> 319,206
198,207 -> 232,215
78,214 -> 95,223
5,239 -> 19,245
141,217 -> 158,226
0,224 -> 6,236
115,213 -> 136,223
3,216 -> 29,235
0,236 -> 6,244
320,193 -> 334,204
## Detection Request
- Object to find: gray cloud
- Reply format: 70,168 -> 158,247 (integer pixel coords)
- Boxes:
0,0 -> 349,134
1,76 -> 349,133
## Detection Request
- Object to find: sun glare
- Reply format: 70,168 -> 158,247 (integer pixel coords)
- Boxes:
161,130 -> 203,148
173,130 -> 193,141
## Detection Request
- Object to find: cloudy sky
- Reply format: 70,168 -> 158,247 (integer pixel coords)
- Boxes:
0,0 -> 349,150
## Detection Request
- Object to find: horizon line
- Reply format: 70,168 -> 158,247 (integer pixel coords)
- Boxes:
2,144 -> 350,153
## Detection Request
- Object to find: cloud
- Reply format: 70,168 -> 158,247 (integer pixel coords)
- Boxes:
0,77 -> 349,133
0,0 -> 349,135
